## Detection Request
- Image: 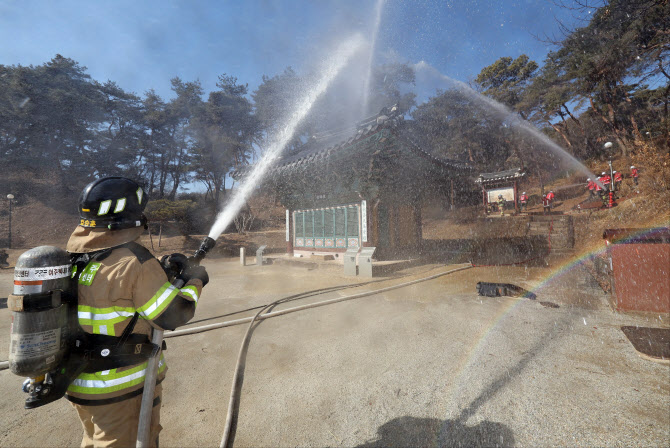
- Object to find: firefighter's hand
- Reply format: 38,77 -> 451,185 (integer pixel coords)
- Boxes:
178,265 -> 209,287
161,253 -> 189,280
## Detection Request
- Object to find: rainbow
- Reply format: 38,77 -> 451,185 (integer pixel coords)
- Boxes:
445,215 -> 669,408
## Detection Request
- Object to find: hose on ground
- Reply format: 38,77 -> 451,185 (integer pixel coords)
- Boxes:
0,264 -> 474,444
216,264 -> 473,448
0,266 -> 455,372
165,264 -> 473,339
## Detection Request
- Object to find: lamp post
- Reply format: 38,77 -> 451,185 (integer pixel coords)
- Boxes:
6,194 -> 14,249
604,142 -> 614,188
603,142 -> 615,207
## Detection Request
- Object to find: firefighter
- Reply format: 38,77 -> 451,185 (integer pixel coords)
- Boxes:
65,177 -> 209,448
613,170 -> 623,190
631,165 -> 639,186
600,171 -> 611,187
519,191 -> 529,211
586,178 -> 596,198
595,176 -> 603,196
542,194 -> 550,214
598,172 -> 609,202
546,190 -> 556,209
498,194 -> 505,216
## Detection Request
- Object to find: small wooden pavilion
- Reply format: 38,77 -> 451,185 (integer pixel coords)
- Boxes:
475,168 -> 526,214
236,108 -> 471,260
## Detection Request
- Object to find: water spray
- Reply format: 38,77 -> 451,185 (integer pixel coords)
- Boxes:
207,34 -> 365,242
361,0 -> 386,117
413,61 -> 605,188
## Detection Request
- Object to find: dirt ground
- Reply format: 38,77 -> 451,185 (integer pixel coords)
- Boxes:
1,256 -> 668,447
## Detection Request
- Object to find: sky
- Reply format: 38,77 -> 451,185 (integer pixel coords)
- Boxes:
0,0 -> 592,103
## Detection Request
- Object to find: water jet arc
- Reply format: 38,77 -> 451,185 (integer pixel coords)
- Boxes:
207,34 -> 366,242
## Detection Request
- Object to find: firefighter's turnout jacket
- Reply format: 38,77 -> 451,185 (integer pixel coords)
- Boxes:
64,226 -> 202,404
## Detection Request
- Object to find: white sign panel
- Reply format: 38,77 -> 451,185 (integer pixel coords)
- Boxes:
361,200 -> 368,242
487,187 -> 515,203
286,210 -> 290,241
14,265 -> 71,281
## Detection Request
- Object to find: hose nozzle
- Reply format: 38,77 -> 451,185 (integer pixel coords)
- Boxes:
192,236 -> 216,264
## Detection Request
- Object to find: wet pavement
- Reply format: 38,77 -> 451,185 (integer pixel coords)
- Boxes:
0,259 -> 668,447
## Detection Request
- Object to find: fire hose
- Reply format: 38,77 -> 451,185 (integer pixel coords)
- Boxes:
2,264 -> 470,376
136,237 -> 216,448
158,263 -> 474,448
2,262 -> 474,446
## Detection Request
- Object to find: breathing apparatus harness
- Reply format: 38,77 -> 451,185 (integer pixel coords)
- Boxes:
10,242 -> 164,410
70,244 -> 165,371
9,177 -> 164,409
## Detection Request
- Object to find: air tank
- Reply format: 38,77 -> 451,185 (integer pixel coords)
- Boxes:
8,246 -> 72,377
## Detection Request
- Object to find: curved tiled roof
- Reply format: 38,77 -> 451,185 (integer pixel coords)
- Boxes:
232,114 -> 471,179
475,168 -> 525,184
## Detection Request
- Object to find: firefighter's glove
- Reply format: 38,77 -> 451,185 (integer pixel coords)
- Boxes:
178,265 -> 209,287
161,253 -> 189,281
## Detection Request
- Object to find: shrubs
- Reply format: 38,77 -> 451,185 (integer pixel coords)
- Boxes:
145,199 -> 199,235
633,143 -> 670,193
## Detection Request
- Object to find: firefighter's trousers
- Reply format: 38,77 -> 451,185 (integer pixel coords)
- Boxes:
70,384 -> 162,448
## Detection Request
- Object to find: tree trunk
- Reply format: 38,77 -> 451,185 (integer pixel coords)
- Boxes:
562,104 -> 585,133
467,147 -> 475,163
657,58 -> 670,154
214,182 -> 221,206
621,88 -> 644,143
548,121 -> 572,149
562,103 -> 591,155
589,96 -> 628,156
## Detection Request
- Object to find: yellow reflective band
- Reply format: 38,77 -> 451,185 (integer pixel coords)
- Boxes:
137,282 -> 180,320
180,285 -> 199,305
78,305 -> 136,336
67,356 -> 166,395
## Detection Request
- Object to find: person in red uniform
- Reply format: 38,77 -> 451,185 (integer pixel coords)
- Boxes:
631,165 -> 639,186
542,194 -> 550,214
587,178 -> 596,198
600,171 -> 611,187
546,190 -> 555,208
595,176 -> 603,193
519,191 -> 529,211
596,173 -> 607,203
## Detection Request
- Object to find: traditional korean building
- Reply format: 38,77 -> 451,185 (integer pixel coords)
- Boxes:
236,107 -> 471,260
475,168 -> 526,214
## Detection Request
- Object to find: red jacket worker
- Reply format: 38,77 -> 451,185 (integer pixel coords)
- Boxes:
546,190 -> 555,208
587,178 -> 596,197
519,192 -> 529,211
631,166 -> 639,185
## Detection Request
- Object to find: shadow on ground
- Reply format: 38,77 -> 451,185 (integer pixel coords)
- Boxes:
355,416 -> 514,448
357,311 -> 574,448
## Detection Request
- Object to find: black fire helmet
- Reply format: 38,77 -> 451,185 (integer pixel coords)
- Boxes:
78,177 -> 148,230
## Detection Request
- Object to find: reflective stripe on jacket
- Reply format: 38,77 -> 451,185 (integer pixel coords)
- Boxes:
65,233 -> 202,402
68,356 -> 167,396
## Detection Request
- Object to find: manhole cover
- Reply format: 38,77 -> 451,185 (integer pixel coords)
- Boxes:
621,326 -> 670,362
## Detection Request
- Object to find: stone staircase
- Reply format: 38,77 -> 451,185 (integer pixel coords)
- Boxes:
527,214 -> 574,252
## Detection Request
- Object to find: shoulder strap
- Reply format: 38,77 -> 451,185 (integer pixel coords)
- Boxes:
121,242 -> 155,264
116,312 -> 140,347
